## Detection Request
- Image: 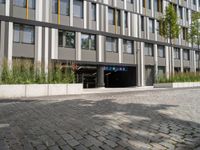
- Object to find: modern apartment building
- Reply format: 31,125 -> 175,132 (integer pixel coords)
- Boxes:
0,0 -> 199,88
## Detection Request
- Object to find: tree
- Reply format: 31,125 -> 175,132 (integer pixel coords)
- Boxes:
188,12 -> 200,72
160,4 -> 180,76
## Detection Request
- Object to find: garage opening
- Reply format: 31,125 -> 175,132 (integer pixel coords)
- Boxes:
104,66 -> 136,87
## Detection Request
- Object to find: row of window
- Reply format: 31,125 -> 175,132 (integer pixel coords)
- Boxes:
144,43 -> 191,60
58,30 -> 134,54
13,0 -> 35,9
12,23 -> 196,60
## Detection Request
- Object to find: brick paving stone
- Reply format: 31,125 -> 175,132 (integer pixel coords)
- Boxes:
0,88 -> 200,150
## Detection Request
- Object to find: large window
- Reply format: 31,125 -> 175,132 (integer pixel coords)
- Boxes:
91,3 -> 96,21
179,6 -> 183,19
108,7 -> 120,26
147,0 -> 151,9
13,24 -> 35,44
59,30 -> 75,48
124,11 -> 128,28
106,37 -> 118,52
149,18 -> 154,33
183,49 -> 190,60
0,0 -> 5,4
23,25 -> 34,44
174,48 -> 180,59
196,52 -> 200,62
154,0 -> 163,12
14,24 -> 20,43
144,43 -> 154,56
123,40 -> 133,54
81,34 -> 96,50
13,0 -> 35,9
73,0 -> 83,18
158,45 -> 165,58
108,8 -> 114,25
52,0 -> 70,15
141,16 -> 144,31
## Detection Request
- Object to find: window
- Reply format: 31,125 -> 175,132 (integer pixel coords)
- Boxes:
23,25 -> 34,44
81,34 -> 96,50
147,0 -> 151,9
14,0 -> 35,9
193,0 -> 196,5
144,43 -> 154,56
174,48 -> 180,59
123,40 -> 133,54
124,11 -> 128,28
158,66 -> 165,77
91,3 -> 96,21
183,49 -> 190,60
73,0 -> 83,18
58,30 -> 75,48
196,52 -> 200,61
186,9 -> 189,21
127,0 -> 133,4
58,31 -> 64,47
106,37 -> 118,52
108,8 -> 120,26
0,0 -> 5,4
182,27 -> 188,40
14,24 -> 20,43
179,6 -> 183,19
149,18 -> 154,33
155,0 -> 163,12
141,16 -> 144,31
60,0 -> 70,15
108,8 -> 114,25
13,24 -> 35,44
156,20 -> 161,35
158,45 -> 165,58
52,0 -> 58,13
13,0 -> 26,7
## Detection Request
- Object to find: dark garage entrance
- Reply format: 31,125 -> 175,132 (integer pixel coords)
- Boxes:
104,66 -> 137,87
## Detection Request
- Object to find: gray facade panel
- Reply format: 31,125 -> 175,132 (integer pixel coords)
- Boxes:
0,5 -> 5,15
123,54 -> 135,64
105,52 -> 119,63
183,60 -> 190,67
73,18 -> 84,28
82,50 -> 97,62
158,58 -> 166,66
13,7 -> 35,20
174,59 -> 181,67
145,56 -> 154,65
58,47 -> 76,60
13,43 -> 35,58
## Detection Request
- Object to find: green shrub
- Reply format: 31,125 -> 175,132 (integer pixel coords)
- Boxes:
0,59 -> 75,84
157,72 -> 200,83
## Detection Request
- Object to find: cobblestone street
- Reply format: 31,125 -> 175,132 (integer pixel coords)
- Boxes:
0,88 -> 200,150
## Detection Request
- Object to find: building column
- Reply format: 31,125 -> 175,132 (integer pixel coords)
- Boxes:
105,6 -> 108,32
154,44 -> 158,80
118,38 -> 123,63
138,42 -> 144,86
44,27 -> 49,74
83,1 -> 87,29
35,26 -> 42,69
70,0 -> 73,26
96,3 -> 100,31
180,48 -> 184,72
7,22 -> 13,69
97,66 -> 105,87
121,10 -> 125,35
165,46 -> 169,78
97,35 -> 104,62
133,14 -> 138,37
51,28 -> 58,59
76,32 -> 81,61
0,21 -> 5,67
171,47 -> 175,75
5,0 -> 10,16
193,51 -> 196,72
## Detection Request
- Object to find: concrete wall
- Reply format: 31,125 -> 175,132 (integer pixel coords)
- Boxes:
0,84 -> 83,98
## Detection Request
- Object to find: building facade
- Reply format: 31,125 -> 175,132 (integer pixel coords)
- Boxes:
0,0 -> 199,87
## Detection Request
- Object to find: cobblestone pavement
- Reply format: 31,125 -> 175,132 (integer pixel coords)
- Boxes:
1,88 -> 200,150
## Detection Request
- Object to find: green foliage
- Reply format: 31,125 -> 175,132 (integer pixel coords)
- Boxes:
160,4 -> 180,42
157,72 -> 200,83
0,59 -> 75,84
188,12 -> 200,45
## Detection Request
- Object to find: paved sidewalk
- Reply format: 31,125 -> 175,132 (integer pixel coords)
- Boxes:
0,88 -> 200,150
82,86 -> 157,94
